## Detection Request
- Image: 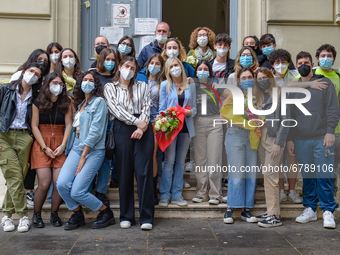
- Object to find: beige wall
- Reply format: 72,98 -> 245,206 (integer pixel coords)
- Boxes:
238,0 -> 340,66
0,0 -> 81,79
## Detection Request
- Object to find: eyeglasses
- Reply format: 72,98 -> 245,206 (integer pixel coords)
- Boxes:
51,81 -> 65,87
257,76 -> 268,82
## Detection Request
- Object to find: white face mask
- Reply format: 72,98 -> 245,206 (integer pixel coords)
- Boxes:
197,36 -> 208,47
49,84 -> 63,96
274,63 -> 288,75
170,66 -> 182,78
216,48 -> 229,57
166,49 -> 179,58
23,71 -> 39,85
62,57 -> 76,69
120,68 -> 134,81
50,53 -> 59,64
155,34 -> 168,44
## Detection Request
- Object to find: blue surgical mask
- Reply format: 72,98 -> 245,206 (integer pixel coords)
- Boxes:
240,55 -> 253,67
319,57 -> 333,70
118,44 -> 132,55
104,61 -> 115,72
148,65 -> 161,76
262,45 -> 274,57
81,81 -> 95,94
197,70 -> 210,80
241,79 -> 254,90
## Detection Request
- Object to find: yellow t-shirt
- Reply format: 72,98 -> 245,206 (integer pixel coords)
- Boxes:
315,68 -> 340,133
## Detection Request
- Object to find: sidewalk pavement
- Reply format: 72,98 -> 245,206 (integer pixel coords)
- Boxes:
0,216 -> 339,255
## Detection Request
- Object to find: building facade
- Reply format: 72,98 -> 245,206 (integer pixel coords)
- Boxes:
1,0 -> 340,79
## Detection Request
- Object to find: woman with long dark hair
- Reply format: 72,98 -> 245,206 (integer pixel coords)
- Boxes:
31,73 -> 73,228
46,42 -> 63,73
54,48 -> 82,96
57,71 -> 114,230
136,53 -> 166,204
253,67 -> 289,228
104,56 -> 154,230
0,63 -> 43,232
116,36 -> 136,64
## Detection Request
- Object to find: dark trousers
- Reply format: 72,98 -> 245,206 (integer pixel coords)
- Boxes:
114,118 -> 154,225
24,167 -> 36,190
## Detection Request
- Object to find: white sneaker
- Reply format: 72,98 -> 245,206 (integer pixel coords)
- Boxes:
185,161 -> 194,172
287,190 -> 302,204
323,211 -> 336,229
280,189 -> 287,202
222,196 -> 228,203
120,221 -> 131,229
141,223 -> 152,230
183,180 -> 191,188
208,198 -> 220,205
171,198 -> 188,206
1,216 -> 15,232
17,216 -> 30,232
295,207 -> 317,223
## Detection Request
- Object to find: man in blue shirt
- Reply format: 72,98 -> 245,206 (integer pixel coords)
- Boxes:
137,22 -> 171,68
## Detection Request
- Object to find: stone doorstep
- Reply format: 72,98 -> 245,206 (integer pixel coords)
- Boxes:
0,196 -> 319,221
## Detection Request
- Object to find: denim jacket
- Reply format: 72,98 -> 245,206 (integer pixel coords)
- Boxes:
159,81 -> 197,137
65,96 -> 108,154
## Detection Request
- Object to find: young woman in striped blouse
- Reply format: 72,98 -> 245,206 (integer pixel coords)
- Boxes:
104,56 -> 154,231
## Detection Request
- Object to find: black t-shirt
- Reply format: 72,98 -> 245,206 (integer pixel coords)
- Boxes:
178,94 -> 188,133
98,73 -> 114,88
33,99 -> 65,125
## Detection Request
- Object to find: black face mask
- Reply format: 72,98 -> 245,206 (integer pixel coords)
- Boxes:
36,60 -> 48,73
95,45 -> 107,55
298,64 -> 311,77
257,79 -> 271,90
249,45 -> 257,53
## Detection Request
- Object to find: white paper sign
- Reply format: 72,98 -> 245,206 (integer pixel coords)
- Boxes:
135,18 -> 158,35
112,4 -> 130,27
140,36 -> 155,50
100,27 -> 124,45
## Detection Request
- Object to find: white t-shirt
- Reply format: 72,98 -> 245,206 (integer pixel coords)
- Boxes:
212,60 -> 227,84
273,69 -> 299,87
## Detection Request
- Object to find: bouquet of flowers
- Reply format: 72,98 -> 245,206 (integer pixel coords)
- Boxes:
187,56 -> 197,68
153,106 -> 190,152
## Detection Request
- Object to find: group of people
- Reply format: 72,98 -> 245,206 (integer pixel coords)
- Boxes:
0,21 -> 339,233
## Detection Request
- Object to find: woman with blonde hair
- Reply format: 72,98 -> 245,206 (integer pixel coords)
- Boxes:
187,27 -> 216,66
253,67 -> 290,228
225,46 -> 259,89
158,57 -> 196,207
161,38 -> 195,78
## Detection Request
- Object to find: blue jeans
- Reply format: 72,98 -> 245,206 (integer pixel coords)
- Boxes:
295,139 -> 337,212
225,127 -> 257,208
57,138 -> 105,211
160,133 -> 190,201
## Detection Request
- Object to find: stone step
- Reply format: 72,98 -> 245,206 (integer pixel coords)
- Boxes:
106,185 -> 302,202
19,200 -> 321,221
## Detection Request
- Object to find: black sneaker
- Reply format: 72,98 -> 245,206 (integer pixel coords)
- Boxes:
50,212 -> 63,227
241,209 -> 257,223
95,192 -> 110,207
64,207 -> 86,230
32,213 -> 45,228
26,191 -> 34,206
222,177 -> 228,186
92,206 -> 115,229
109,179 -> 119,188
255,212 -> 268,222
258,215 -> 282,228
223,208 -> 234,224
